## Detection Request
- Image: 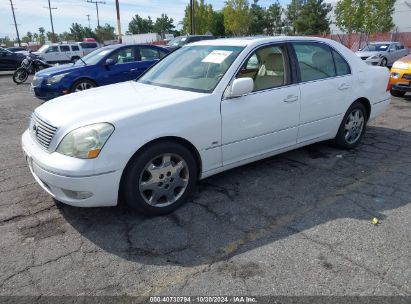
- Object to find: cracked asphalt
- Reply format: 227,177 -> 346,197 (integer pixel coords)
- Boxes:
0,75 -> 410,297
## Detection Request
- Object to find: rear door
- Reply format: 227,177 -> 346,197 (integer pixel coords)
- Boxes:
59,45 -> 72,62
292,42 -> 353,143
135,46 -> 167,77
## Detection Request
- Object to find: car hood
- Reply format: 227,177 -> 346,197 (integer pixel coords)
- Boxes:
36,63 -> 86,77
355,51 -> 382,58
34,81 -> 206,129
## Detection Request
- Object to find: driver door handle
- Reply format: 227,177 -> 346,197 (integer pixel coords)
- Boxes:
283,95 -> 299,103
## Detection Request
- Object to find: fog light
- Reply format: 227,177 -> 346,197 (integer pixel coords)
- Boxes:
62,89 -> 69,94
62,189 -> 93,200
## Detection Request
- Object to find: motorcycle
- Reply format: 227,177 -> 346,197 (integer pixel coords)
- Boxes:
13,51 -> 53,84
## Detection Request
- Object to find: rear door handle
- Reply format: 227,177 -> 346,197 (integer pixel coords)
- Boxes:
338,83 -> 350,90
283,95 -> 299,103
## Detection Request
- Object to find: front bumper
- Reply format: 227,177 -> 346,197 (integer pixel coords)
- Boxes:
31,84 -> 65,100
22,130 -> 122,207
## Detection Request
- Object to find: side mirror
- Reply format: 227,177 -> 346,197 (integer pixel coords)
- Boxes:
105,58 -> 115,66
228,78 -> 254,98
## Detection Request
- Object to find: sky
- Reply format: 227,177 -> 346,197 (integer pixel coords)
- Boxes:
0,0 -> 288,40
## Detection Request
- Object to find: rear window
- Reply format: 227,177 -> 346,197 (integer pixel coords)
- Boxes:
60,45 -> 70,52
79,43 -> 98,49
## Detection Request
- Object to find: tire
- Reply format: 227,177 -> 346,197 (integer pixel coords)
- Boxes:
334,102 -> 368,149
13,67 -> 29,84
71,56 -> 80,63
121,141 -> 198,216
390,89 -> 406,97
380,57 -> 388,67
71,79 -> 96,93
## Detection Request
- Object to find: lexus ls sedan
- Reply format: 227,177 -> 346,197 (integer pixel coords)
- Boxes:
22,37 -> 391,216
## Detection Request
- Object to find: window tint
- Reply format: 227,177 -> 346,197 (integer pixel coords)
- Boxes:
60,45 -> 70,52
293,43 -> 336,82
140,47 -> 160,61
237,44 -> 289,92
71,45 -> 80,51
108,47 -> 136,64
332,50 -> 350,76
46,46 -> 59,53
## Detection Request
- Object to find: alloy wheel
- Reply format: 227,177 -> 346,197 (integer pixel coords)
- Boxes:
344,109 -> 365,144
74,82 -> 94,92
138,153 -> 189,207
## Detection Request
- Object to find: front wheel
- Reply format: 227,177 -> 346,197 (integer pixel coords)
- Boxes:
13,68 -> 29,84
121,141 -> 198,216
334,102 -> 367,149
71,79 -> 96,93
390,89 -> 406,97
380,57 -> 388,67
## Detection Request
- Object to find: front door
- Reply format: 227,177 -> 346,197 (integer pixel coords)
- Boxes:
102,46 -> 141,84
221,43 -> 301,166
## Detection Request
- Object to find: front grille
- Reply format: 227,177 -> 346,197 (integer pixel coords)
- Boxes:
31,76 -> 43,87
30,113 -> 58,149
361,56 -> 369,60
402,74 -> 411,80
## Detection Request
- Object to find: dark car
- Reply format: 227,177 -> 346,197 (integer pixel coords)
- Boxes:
165,35 -> 215,51
7,47 -> 27,53
31,44 -> 169,100
0,47 -> 25,71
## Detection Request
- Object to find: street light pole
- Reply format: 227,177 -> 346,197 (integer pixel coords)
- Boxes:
46,0 -> 57,42
9,0 -> 21,46
190,0 -> 195,35
86,14 -> 91,28
115,0 -> 122,43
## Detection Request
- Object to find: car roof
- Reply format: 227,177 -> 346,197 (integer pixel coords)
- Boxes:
101,44 -> 168,50
369,41 -> 396,44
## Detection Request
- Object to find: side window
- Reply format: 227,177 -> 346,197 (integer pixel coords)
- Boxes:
293,42 -> 336,82
389,44 -> 396,52
108,47 -> 136,64
159,49 -> 168,58
60,45 -> 70,52
332,50 -> 350,76
399,43 -> 404,50
140,47 -> 160,61
71,45 -> 80,51
46,46 -> 59,53
236,44 -> 289,92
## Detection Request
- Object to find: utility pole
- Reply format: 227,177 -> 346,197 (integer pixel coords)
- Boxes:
44,0 -> 57,42
190,0 -> 195,35
86,0 -> 106,28
9,0 -> 21,46
115,0 -> 122,43
86,14 -> 91,28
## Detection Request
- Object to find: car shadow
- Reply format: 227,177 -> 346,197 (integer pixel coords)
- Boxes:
58,126 -> 411,267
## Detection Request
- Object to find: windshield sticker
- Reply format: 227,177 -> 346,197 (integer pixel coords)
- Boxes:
202,50 -> 233,64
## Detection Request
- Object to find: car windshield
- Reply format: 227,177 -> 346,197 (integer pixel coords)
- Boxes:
74,48 -> 112,65
362,44 -> 390,52
167,36 -> 186,47
138,45 -> 244,93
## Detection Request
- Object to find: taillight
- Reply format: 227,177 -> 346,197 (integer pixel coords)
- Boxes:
386,77 -> 391,92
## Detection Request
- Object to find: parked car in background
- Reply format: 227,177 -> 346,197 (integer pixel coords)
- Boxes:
165,35 -> 215,51
7,47 -> 28,53
0,47 -> 25,71
77,41 -> 100,56
389,55 -> 411,97
33,43 -> 84,63
31,44 -> 169,100
22,37 -> 391,216
355,42 -> 409,66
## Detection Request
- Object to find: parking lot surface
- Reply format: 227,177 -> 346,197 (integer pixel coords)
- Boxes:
0,75 -> 410,297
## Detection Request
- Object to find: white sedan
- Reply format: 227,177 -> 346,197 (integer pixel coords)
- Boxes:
22,37 -> 391,216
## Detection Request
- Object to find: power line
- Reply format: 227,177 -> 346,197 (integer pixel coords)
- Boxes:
86,0 -> 106,28
9,0 -> 21,46
44,0 -> 57,42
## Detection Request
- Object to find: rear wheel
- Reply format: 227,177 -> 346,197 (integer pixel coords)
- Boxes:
380,57 -> 388,67
12,68 -> 29,84
334,102 -> 367,149
390,89 -> 406,97
71,79 -> 96,93
121,141 -> 198,216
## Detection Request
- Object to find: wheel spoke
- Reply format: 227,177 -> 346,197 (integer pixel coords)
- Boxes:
140,179 -> 158,191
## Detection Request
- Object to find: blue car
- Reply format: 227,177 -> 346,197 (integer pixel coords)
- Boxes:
31,44 -> 169,100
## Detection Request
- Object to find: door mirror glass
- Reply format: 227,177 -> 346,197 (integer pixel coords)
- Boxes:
229,78 -> 254,97
105,58 -> 116,66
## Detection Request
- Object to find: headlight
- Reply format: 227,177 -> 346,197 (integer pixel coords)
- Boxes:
46,73 -> 69,85
392,61 -> 409,70
391,72 -> 400,79
369,54 -> 382,60
56,123 -> 114,159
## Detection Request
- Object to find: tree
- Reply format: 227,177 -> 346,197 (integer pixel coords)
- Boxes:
183,0 -> 216,35
128,14 -> 154,34
95,24 -> 115,42
223,0 -> 250,36
266,2 -> 283,35
209,10 -> 225,36
69,23 -> 86,41
38,27 -> 46,44
294,0 -> 332,35
335,0 -> 395,34
26,32 -> 33,42
284,0 -> 304,35
154,14 -> 175,37
249,0 -> 268,35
